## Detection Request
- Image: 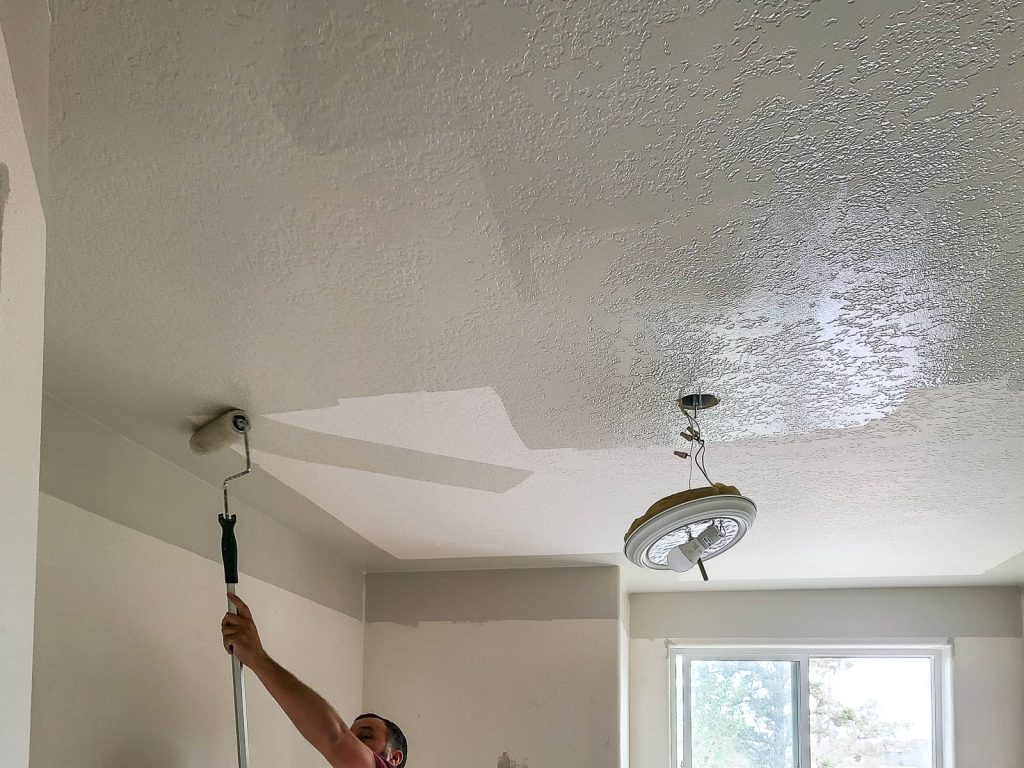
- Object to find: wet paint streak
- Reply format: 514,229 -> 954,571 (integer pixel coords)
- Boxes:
253,416 -> 531,493
497,751 -> 528,768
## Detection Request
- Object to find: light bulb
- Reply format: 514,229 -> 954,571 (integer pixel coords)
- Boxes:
666,524 -> 725,573
667,544 -> 696,572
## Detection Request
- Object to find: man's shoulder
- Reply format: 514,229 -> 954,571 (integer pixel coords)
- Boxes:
372,754 -> 391,768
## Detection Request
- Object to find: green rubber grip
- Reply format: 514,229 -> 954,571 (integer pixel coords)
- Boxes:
218,514 -> 238,585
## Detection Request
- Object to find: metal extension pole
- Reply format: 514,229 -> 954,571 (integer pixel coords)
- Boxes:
219,422 -> 253,768
225,583 -> 250,768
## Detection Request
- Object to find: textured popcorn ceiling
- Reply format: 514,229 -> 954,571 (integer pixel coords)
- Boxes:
43,0 -> 1024,586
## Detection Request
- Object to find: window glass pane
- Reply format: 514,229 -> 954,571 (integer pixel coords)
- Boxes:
690,659 -> 797,768
809,657 -> 934,768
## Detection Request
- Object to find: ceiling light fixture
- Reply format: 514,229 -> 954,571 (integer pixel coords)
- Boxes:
623,393 -> 756,581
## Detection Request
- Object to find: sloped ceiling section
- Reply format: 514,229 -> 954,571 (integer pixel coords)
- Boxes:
43,0 -> 1024,584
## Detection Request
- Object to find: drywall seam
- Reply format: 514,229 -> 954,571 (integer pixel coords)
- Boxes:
0,160 -> 8,290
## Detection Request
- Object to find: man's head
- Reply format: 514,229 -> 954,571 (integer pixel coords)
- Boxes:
352,713 -> 407,768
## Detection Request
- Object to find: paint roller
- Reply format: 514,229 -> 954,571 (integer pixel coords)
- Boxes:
190,408 -> 253,768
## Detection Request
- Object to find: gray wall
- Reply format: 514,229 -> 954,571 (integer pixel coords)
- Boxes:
366,565 -> 620,624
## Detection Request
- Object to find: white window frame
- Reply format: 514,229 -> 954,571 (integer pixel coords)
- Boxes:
669,642 -> 954,768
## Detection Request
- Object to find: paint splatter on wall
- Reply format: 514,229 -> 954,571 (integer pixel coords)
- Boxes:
497,751 -> 528,768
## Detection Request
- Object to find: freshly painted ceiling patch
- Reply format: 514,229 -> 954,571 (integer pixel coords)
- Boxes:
241,384 -> 1024,571
266,388 -> 533,465
251,416 -> 530,493
243,389 -> 534,492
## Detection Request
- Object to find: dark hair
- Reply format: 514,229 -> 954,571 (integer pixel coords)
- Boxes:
355,713 -> 408,768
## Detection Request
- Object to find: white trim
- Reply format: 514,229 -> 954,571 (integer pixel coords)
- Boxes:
939,644 -> 956,768
797,656 -> 811,768
669,638 -> 953,651
681,655 -> 692,768
669,642 -> 953,768
670,653 -> 692,768
669,652 -> 679,768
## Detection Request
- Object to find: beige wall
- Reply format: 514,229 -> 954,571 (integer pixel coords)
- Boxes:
31,494 -> 365,767
364,567 -> 622,768
629,587 -> 1024,768
951,637 -> 1024,767
0,19 -> 46,768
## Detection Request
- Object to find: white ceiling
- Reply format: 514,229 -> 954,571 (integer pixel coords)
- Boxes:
42,0 -> 1024,589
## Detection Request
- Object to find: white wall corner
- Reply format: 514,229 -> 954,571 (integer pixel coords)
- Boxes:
0,13 -> 47,768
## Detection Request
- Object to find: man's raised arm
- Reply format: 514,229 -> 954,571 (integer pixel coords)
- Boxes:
221,594 -> 375,768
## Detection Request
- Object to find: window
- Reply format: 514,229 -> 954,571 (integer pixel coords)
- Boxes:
671,645 -> 951,768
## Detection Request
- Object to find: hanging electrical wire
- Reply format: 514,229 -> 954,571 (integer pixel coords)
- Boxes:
624,390 -> 757,579
680,404 -> 714,488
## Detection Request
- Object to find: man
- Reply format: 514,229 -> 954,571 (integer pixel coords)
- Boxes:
221,594 -> 408,768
